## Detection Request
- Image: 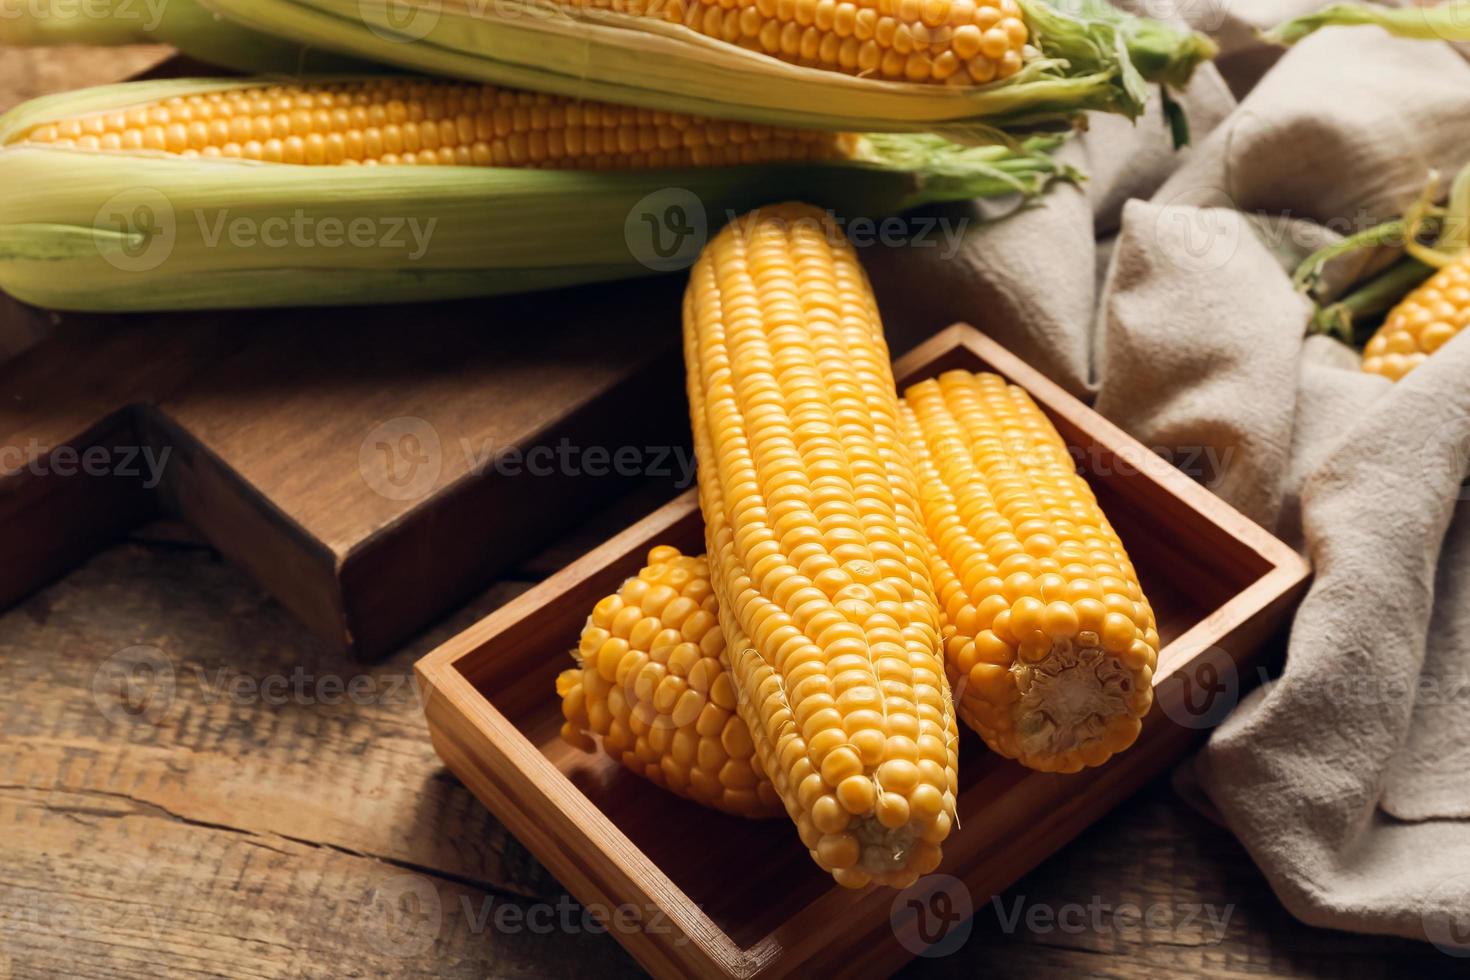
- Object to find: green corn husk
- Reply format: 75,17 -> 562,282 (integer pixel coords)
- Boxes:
0,77 -> 1078,313
182,0 -> 1213,138
1293,162 -> 1470,345
1267,2 -> 1470,46
0,0 -> 377,74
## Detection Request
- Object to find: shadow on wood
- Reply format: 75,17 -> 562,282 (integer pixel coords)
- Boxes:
0,277 -> 691,659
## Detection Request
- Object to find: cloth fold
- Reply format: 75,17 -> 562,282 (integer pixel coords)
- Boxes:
866,4 -> 1470,947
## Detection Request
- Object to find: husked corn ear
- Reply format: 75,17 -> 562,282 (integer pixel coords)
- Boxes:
1361,252 -> 1470,381
12,78 -> 858,169
901,371 -> 1156,773
684,202 -> 958,889
571,0 -> 1030,85
558,546 -> 783,818
180,0 -> 1216,136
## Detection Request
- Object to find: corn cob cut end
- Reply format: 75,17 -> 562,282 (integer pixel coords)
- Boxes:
557,546 -> 784,820
903,370 -> 1158,774
1361,251 -> 1470,381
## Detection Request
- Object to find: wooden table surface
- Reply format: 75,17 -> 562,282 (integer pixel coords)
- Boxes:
2,47 -> 1463,980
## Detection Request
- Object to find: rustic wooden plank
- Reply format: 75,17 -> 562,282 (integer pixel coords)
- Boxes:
0,544 -> 561,903
899,780 -> 1458,980
0,512 -> 1442,978
0,280 -> 690,661
0,786 -> 637,979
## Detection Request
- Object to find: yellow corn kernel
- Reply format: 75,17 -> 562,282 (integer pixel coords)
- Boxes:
684,202 -> 957,889
13,78 -> 860,170
558,546 -> 784,819
572,0 -> 1030,85
901,370 -> 1157,773
1361,252 -> 1470,381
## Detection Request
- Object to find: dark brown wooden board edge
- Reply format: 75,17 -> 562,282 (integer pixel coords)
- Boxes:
0,408 -> 159,607
341,340 -> 688,659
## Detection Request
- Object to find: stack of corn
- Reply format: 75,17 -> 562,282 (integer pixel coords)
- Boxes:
558,203 -> 1159,888
0,0 -> 1215,312
2,0 -> 1182,892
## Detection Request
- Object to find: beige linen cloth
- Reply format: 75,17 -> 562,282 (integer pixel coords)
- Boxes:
865,4 -> 1470,946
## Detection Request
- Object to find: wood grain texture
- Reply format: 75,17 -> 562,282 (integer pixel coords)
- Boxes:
1,517 -> 1455,978
0,271 -> 692,661
415,325 -> 1315,979
0,49 -> 702,661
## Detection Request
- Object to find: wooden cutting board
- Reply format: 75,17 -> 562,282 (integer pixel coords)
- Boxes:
0,280 -> 694,660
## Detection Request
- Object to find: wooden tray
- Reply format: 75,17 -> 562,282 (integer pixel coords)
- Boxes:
414,323 -> 1311,979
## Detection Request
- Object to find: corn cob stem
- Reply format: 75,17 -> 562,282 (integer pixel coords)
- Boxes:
1310,258 -> 1436,347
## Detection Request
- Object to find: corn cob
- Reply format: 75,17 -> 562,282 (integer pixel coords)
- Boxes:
560,375 -> 1156,796
558,546 -> 783,818
186,0 -> 1214,136
1295,168 -> 1470,381
900,371 -> 1156,772
11,78 -> 858,169
0,78 -> 1069,313
565,0 -> 1031,85
684,203 -> 957,889
1361,253 -> 1470,381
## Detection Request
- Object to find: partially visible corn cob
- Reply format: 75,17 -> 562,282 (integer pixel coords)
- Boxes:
0,78 -> 1069,313
684,202 -> 957,889
1361,253 -> 1470,381
566,0 -> 1031,85
901,371 -> 1156,773
558,546 -> 783,819
12,78 -> 858,168
190,0 -> 1214,135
